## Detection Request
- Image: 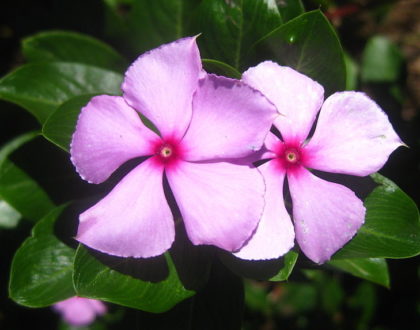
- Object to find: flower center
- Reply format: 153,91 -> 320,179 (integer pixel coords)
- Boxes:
285,148 -> 300,164
160,145 -> 173,158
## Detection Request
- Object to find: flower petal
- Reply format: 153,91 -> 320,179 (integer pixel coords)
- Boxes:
166,161 -> 265,252
242,61 -> 324,143
288,167 -> 366,264
76,158 -> 174,258
181,74 -> 277,161
54,297 -> 106,326
305,91 -> 403,176
70,95 -> 158,184
122,37 -> 201,139
234,160 -> 295,260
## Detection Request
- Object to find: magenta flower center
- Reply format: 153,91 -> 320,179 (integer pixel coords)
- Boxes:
152,138 -> 183,168
273,141 -> 307,173
284,148 -> 300,164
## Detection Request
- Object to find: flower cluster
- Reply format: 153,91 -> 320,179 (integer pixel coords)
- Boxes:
71,37 -> 402,264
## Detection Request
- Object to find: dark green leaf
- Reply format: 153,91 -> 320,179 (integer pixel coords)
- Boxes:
0,132 -> 54,222
256,10 -> 346,95
0,62 -> 123,124
202,59 -> 241,79
328,258 -> 390,288
9,205 -> 76,307
334,173 -> 420,259
0,200 -> 20,229
73,246 -> 194,312
270,250 -> 299,281
22,30 -> 128,72
191,0 -> 283,69
277,0 -> 305,22
361,36 -> 403,83
43,95 -> 95,152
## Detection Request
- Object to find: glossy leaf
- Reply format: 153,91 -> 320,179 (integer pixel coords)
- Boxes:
0,200 -> 20,229
43,94 -> 95,152
22,30 -> 128,71
328,258 -> 390,288
334,174 -> 420,259
270,250 -> 299,281
73,246 -> 194,312
191,0 -> 283,69
277,0 -> 305,22
256,10 -> 346,96
9,205 -> 76,307
0,132 -> 54,222
0,62 -> 123,124
361,36 -> 403,83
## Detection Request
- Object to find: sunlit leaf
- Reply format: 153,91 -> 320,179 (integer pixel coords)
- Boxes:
270,250 -> 299,281
0,200 -> 20,229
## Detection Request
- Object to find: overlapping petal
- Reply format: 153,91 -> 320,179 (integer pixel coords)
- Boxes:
70,95 -> 158,184
304,92 -> 403,176
122,37 -> 201,139
288,167 -> 366,264
166,161 -> 265,252
234,161 -> 295,260
76,158 -> 175,258
242,61 -> 324,143
181,74 -> 277,161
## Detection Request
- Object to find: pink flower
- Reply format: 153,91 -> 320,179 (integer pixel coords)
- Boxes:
235,61 -> 403,263
70,37 -> 277,258
53,297 -> 106,326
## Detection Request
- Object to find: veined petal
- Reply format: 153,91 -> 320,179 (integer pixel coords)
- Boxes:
122,37 -> 201,139
166,161 -> 265,252
70,95 -> 158,184
242,61 -> 324,144
288,167 -> 365,264
305,91 -> 404,176
181,74 -> 277,161
76,158 -> 174,258
234,160 -> 295,260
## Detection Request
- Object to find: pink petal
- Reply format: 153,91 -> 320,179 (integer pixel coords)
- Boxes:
166,161 -> 265,252
181,74 -> 277,161
54,297 -> 106,326
122,37 -> 201,139
234,160 -> 295,260
76,158 -> 174,258
242,61 -> 324,143
288,167 -> 366,264
70,95 -> 158,184
305,91 -> 404,176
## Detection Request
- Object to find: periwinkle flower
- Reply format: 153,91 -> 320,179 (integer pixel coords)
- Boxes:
70,37 -> 277,258
53,297 -> 106,326
235,61 -> 403,263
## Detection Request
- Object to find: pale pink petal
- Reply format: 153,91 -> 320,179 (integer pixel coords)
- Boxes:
76,158 -> 174,258
54,297 -> 106,326
304,91 -> 404,176
122,37 -> 201,139
181,74 -> 277,161
70,95 -> 158,184
234,160 -> 295,260
166,161 -> 265,252
242,61 -> 324,143
288,167 -> 366,264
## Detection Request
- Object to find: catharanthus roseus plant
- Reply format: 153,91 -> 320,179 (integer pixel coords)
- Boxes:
235,62 -> 403,263
70,37 -> 278,258
53,297 -> 106,326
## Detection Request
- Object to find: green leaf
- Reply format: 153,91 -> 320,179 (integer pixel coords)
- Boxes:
270,250 -> 299,281
9,205 -> 76,307
334,173 -> 420,259
202,59 -> 241,79
344,52 -> 359,90
328,258 -> 390,288
0,132 -> 55,222
277,0 -> 305,22
0,62 -> 123,124
191,0 -> 283,69
43,94 -> 95,152
22,30 -> 128,72
73,246 -> 194,312
361,36 -> 403,83
0,200 -> 20,229
256,10 -> 346,95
